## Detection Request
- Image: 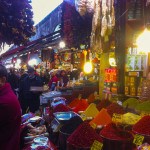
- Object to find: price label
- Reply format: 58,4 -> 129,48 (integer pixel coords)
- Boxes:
90,123 -> 97,129
91,140 -> 103,150
81,113 -> 87,121
112,113 -> 123,123
133,134 -> 144,146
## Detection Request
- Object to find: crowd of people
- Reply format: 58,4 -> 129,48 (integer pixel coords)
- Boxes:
5,67 -> 74,114
0,64 -> 81,149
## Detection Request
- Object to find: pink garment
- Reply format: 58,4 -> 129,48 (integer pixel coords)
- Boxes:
48,76 -> 59,88
0,83 -> 21,150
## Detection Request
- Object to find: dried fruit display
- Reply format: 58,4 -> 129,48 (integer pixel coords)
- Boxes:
0,0 -> 35,48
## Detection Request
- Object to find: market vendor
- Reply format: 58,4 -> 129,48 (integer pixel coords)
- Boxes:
59,70 -> 69,87
0,64 -> 21,150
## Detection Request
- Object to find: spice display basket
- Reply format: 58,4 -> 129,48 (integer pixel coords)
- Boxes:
100,133 -> 134,150
66,142 -> 90,150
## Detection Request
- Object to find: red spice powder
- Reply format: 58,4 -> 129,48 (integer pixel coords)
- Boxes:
100,123 -> 133,141
133,115 -> 150,135
72,99 -> 89,113
67,122 -> 103,148
97,99 -> 112,111
106,103 -> 125,117
53,104 -> 70,113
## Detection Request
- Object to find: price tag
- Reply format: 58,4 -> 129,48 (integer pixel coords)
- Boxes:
133,134 -> 144,146
91,140 -> 103,150
112,113 -> 123,123
81,113 -> 87,121
90,122 -> 97,129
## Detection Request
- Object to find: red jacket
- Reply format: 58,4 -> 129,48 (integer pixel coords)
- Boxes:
48,75 -> 59,88
0,83 -> 21,150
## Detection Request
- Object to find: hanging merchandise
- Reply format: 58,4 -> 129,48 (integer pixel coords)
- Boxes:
0,0 -> 35,48
147,0 -> 150,6
86,0 -> 95,14
101,0 -> 108,37
75,0 -> 95,16
75,0 -> 87,16
101,0 -> 115,38
90,0 -> 102,54
90,0 -> 115,53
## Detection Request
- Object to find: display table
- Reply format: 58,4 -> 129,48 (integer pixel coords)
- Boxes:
22,140 -> 58,150
40,81 -> 99,106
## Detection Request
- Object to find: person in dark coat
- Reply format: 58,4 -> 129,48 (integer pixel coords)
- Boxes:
40,71 -> 49,85
19,68 -> 28,82
0,64 -> 21,150
7,68 -> 19,94
18,68 -> 28,104
19,67 -> 43,114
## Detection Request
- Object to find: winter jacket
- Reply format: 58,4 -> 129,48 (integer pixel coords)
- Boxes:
0,83 -> 21,150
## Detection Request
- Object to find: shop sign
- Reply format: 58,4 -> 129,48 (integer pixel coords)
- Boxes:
126,54 -> 147,72
112,113 -> 123,124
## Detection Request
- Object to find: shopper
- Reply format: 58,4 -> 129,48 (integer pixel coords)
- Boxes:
19,68 -> 28,82
19,67 -> 43,114
7,67 -> 19,94
0,65 -> 21,150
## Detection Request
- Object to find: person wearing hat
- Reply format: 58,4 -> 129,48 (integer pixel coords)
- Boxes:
0,64 -> 21,149
19,67 -> 43,114
48,69 -> 59,91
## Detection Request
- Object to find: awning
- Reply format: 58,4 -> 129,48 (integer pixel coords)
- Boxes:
0,30 -> 62,59
0,41 -> 36,58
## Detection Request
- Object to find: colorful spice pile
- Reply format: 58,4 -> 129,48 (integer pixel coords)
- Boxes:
89,108 -> 112,127
135,101 -> 150,113
67,122 -> 103,148
81,103 -> 99,118
100,123 -> 133,141
97,99 -> 112,111
53,104 -> 70,113
122,113 -> 141,125
60,116 -> 83,134
106,103 -> 125,117
133,115 -> 150,135
122,98 -> 139,109
72,99 -> 89,113
68,98 -> 80,108
137,143 -> 150,150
